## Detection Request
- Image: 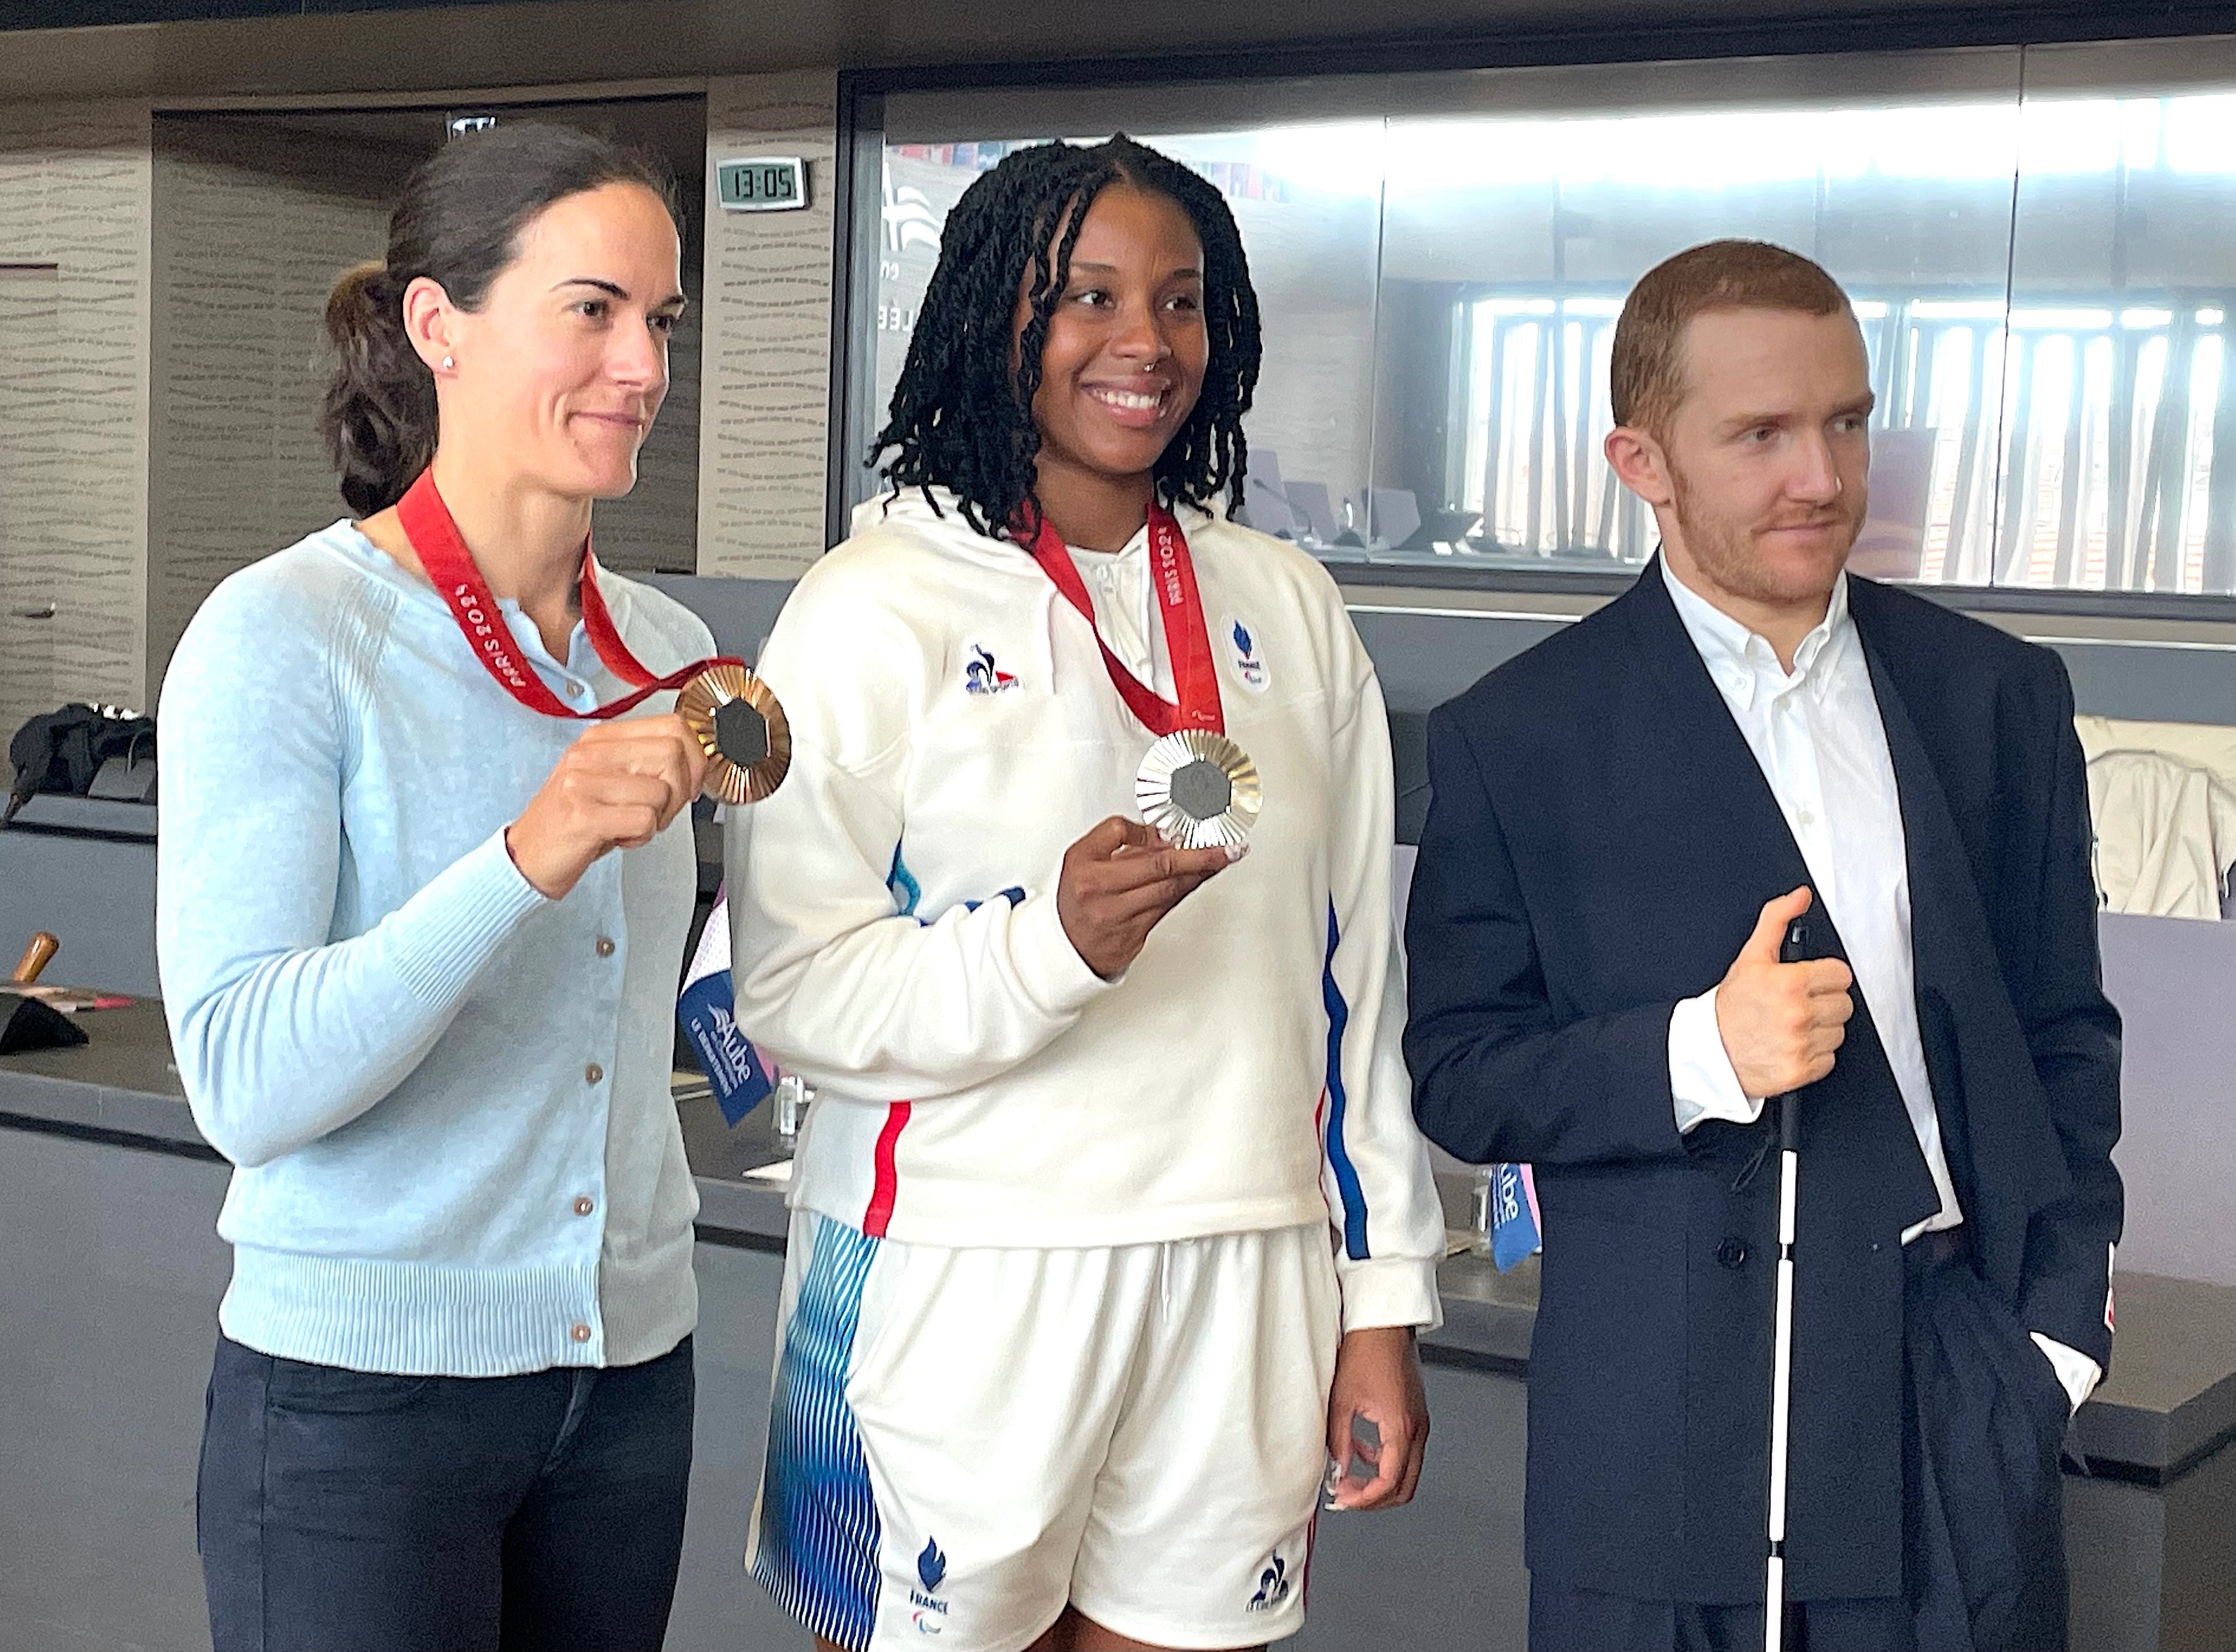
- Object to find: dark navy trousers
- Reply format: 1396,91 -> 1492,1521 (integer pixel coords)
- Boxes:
197,1333 -> 695,1652
1531,1241 -> 2073,1652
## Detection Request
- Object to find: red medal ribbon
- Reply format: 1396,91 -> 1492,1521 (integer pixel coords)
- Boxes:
396,467 -> 742,719
1019,502 -> 1224,738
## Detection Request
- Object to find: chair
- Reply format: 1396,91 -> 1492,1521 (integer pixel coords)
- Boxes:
1367,488 -> 1422,550
1240,449 -> 1297,536
1283,481 -> 1341,546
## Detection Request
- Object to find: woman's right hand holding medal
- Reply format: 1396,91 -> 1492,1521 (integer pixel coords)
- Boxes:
504,714 -> 709,899
1057,816 -> 1242,980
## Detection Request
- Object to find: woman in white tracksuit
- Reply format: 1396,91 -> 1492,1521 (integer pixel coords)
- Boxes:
727,134 -> 1445,1652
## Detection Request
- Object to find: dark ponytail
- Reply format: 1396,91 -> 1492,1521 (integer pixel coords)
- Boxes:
322,259 -> 431,518
320,122 -> 680,516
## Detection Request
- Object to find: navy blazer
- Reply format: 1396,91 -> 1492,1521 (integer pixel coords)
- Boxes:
1404,558 -> 2121,1603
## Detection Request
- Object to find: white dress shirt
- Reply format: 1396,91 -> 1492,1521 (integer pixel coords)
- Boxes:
1661,563 -> 2101,1415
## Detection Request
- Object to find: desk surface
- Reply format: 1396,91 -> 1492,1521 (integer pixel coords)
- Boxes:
4,1000 -> 2228,1480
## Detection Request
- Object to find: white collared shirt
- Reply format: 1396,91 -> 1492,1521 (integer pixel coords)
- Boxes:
1661,560 -> 2100,1412
1068,536 -> 1172,697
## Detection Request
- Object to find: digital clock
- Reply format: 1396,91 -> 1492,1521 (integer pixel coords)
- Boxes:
717,156 -> 809,213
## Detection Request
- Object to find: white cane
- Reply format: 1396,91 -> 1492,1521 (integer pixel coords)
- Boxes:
1763,914 -> 1808,1652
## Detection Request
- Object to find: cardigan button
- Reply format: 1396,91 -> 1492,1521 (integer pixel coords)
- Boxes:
573,1196 -> 594,1216
570,1322 -> 592,1343
584,1063 -> 604,1085
1717,1237 -> 1749,1270
595,936 -> 616,958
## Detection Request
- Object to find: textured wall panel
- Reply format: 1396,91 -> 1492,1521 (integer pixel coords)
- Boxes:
0,102 -> 152,741
0,267 -> 62,753
146,115 -> 416,702
146,111 -> 704,686
698,71 -> 837,577
596,279 -> 702,576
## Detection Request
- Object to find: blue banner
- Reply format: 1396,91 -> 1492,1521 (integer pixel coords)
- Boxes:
1489,1161 -> 1542,1273
678,964 -> 774,1126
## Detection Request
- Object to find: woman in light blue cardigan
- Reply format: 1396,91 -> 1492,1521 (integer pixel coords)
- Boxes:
158,123 -> 714,1652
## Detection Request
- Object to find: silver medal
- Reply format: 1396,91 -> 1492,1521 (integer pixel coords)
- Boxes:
1136,729 -> 1261,850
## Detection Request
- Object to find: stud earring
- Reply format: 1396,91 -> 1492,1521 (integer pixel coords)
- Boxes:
440,355 -> 454,371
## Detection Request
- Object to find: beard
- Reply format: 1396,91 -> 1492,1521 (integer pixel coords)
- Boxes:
1667,460 -> 1862,607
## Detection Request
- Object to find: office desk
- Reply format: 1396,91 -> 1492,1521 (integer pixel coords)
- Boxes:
4,1005 -> 2230,1651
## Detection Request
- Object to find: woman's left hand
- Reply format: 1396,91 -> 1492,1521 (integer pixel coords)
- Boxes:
1324,1325 -> 1430,1511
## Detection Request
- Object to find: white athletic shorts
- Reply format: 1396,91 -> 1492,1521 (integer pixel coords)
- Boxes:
747,1209 -> 1342,1651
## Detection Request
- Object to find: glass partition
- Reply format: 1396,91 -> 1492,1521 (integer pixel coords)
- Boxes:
2005,39 -> 2236,596
857,36 -> 2236,601
1375,57 -> 2024,580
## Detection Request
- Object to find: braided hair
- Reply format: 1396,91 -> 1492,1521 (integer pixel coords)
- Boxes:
874,134 -> 1261,541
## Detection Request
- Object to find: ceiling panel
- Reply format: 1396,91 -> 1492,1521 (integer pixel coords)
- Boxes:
5,0 -> 2236,106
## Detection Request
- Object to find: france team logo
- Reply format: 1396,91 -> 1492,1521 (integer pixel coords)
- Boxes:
1228,618 -> 1269,690
910,1535 -> 951,1634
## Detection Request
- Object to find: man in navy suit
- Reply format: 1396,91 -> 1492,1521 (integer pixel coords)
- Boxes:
1405,241 -> 2120,1651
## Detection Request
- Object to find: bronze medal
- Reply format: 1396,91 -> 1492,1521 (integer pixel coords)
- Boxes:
676,663 -> 792,806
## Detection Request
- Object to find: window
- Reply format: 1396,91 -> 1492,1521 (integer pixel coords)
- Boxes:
855,36 -> 2236,601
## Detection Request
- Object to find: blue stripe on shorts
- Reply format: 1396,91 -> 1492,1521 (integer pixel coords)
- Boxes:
751,1214 -> 884,1648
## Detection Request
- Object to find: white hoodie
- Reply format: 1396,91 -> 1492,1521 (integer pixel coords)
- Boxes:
726,488 -> 1443,1332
